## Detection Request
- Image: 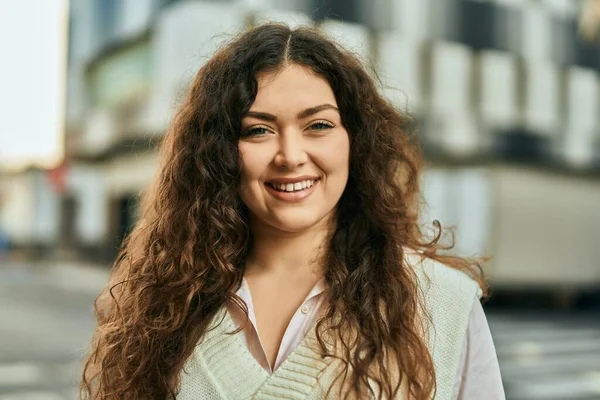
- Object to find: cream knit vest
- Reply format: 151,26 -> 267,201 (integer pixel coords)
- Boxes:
178,254 -> 481,399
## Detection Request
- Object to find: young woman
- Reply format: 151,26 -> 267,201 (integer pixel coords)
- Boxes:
81,23 -> 504,399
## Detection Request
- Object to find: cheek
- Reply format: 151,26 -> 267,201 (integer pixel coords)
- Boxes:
238,144 -> 272,208
322,133 -> 350,175
238,145 -> 264,181
238,165 -> 260,210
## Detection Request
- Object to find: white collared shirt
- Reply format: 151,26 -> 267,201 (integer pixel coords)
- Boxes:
227,278 -> 505,399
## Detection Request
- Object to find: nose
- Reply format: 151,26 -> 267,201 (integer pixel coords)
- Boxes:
274,131 -> 308,169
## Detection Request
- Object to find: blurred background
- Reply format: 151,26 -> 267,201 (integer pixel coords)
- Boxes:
1,0 -> 600,399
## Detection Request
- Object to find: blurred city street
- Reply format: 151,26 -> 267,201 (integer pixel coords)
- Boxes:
0,262 -> 107,400
1,1 -> 600,399
490,312 -> 600,400
1,261 -> 600,400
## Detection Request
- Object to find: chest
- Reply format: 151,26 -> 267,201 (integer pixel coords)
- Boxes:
247,279 -> 316,366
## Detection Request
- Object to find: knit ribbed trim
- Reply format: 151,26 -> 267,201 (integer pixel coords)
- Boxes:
251,327 -> 334,400
194,308 -> 270,399
194,308 -> 334,400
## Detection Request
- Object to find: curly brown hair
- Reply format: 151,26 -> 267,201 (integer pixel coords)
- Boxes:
81,23 -> 487,399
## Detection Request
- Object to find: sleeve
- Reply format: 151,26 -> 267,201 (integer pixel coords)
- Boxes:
452,298 -> 506,400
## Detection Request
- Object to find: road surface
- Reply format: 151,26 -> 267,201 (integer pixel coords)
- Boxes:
1,261 -> 599,399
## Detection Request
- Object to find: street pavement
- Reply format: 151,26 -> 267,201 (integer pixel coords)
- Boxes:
489,311 -> 600,400
0,262 -> 108,400
1,261 -> 599,399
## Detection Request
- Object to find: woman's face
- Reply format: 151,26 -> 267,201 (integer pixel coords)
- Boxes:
238,64 -> 350,234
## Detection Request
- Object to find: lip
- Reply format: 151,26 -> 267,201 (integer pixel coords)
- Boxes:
266,175 -> 320,184
265,179 -> 320,202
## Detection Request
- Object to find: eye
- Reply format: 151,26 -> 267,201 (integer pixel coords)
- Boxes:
241,126 -> 271,137
309,120 -> 335,131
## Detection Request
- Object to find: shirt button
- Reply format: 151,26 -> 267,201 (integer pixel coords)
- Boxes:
300,305 -> 309,314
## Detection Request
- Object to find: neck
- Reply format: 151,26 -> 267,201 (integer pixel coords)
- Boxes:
245,216 -> 332,280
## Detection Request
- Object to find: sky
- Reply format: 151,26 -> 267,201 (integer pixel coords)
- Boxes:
0,0 -> 67,169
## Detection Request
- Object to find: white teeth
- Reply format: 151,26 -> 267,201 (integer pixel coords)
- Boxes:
270,179 -> 317,192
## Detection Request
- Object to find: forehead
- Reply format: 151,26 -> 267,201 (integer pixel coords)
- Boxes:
251,64 -> 337,111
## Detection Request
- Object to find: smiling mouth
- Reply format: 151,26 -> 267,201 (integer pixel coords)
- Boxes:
266,178 -> 320,192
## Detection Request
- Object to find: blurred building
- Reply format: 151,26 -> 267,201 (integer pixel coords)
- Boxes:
1,0 -> 599,303
0,167 -> 62,258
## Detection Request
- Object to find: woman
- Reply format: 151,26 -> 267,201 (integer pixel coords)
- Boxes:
81,23 -> 504,399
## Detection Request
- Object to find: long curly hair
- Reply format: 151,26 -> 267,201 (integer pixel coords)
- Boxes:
81,23 -> 487,399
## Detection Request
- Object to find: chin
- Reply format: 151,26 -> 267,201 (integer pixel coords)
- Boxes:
269,211 -> 331,233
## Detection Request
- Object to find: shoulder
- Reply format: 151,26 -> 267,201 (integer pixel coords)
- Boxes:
403,248 -> 482,305
403,249 -> 484,394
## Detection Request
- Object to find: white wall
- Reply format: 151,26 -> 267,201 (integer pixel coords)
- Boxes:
0,173 -> 35,244
390,0 -> 432,39
563,67 -> 599,167
431,41 -> 473,117
66,0 -> 93,127
78,109 -> 117,156
524,61 -> 560,134
149,1 -> 246,133
67,165 -> 109,245
319,20 -> 372,67
478,50 -> 518,128
32,173 -> 61,243
104,152 -> 159,197
118,0 -> 153,38
421,167 -> 493,258
0,171 -> 60,245
430,41 -> 479,155
491,166 -> 600,286
378,34 -> 423,111
422,165 -> 600,286
520,4 -> 552,61
253,8 -> 311,28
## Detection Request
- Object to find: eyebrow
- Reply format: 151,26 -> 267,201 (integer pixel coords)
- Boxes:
244,103 -> 339,122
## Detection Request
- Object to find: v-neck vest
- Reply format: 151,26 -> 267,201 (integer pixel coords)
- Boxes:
177,255 -> 481,399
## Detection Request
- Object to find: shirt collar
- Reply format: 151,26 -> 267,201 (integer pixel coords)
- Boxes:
237,276 -> 328,306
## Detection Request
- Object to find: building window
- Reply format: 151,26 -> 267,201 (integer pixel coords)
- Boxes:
95,0 -> 119,45
449,0 -> 522,53
310,0 -> 362,25
88,39 -> 152,108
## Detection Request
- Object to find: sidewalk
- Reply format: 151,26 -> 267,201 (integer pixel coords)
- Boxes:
1,259 -> 111,295
0,258 -> 106,400
43,262 -> 111,294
